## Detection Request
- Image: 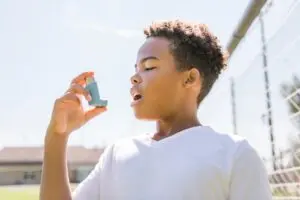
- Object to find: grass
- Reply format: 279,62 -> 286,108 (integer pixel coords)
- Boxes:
0,185 -> 39,200
0,184 -> 77,200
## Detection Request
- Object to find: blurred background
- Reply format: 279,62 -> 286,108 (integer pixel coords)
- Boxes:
0,0 -> 299,199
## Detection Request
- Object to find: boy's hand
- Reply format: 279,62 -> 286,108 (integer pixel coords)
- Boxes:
47,72 -> 107,137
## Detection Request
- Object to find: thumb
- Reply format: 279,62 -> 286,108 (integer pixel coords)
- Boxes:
85,107 -> 107,122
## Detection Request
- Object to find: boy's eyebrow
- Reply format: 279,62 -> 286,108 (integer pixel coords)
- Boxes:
134,56 -> 159,68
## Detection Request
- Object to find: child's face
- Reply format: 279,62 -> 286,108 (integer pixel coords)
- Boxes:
130,37 -> 186,120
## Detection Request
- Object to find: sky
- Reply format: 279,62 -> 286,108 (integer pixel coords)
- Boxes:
0,0 -> 300,163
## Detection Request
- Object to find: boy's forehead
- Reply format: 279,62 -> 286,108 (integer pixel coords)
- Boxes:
136,37 -> 171,63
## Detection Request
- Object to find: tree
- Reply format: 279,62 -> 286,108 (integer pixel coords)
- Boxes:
280,75 -> 300,130
280,75 -> 300,167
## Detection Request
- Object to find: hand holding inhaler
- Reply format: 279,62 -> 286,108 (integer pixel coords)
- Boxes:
46,72 -> 107,137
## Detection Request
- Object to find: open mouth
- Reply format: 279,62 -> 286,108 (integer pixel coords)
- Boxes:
133,94 -> 142,101
131,93 -> 143,106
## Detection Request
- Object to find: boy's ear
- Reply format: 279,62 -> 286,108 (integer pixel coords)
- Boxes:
183,68 -> 201,88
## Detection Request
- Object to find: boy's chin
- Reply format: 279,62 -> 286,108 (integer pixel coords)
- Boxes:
133,109 -> 159,121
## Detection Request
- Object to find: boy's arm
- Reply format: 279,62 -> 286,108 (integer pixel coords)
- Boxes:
40,132 -> 103,200
40,133 -> 72,200
228,140 -> 273,200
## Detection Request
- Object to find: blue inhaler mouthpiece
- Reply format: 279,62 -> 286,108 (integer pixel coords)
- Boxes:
85,77 -> 108,107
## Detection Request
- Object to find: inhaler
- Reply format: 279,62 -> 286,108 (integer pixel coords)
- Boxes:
85,77 -> 108,107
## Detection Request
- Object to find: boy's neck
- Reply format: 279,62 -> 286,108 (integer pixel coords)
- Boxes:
153,113 -> 200,141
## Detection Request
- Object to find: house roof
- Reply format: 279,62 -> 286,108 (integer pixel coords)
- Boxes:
0,146 -> 104,165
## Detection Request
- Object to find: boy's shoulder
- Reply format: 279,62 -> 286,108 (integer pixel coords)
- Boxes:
190,126 -> 251,150
194,126 -> 260,161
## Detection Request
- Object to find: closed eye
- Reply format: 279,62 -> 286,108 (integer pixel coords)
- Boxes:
145,67 -> 157,71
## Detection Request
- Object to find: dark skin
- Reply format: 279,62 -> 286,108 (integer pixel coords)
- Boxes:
131,37 -> 202,141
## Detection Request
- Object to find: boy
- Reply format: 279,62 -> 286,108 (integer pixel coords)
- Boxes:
40,20 -> 272,200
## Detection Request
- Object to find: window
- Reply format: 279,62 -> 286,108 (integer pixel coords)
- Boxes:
23,171 -> 36,180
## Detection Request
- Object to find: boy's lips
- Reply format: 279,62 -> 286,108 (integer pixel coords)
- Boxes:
130,88 -> 143,106
131,96 -> 143,106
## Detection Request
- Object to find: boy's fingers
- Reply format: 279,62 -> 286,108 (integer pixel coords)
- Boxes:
65,84 -> 92,101
71,72 -> 94,85
85,107 -> 107,122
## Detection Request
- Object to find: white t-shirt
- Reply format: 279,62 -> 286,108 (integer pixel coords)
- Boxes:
72,126 -> 272,200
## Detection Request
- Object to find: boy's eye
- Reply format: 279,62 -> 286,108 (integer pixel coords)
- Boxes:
145,67 -> 156,71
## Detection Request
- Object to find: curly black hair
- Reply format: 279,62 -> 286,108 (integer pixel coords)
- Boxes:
144,20 -> 228,106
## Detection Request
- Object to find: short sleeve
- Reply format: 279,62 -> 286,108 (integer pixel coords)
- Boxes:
72,145 -> 113,200
228,140 -> 272,200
